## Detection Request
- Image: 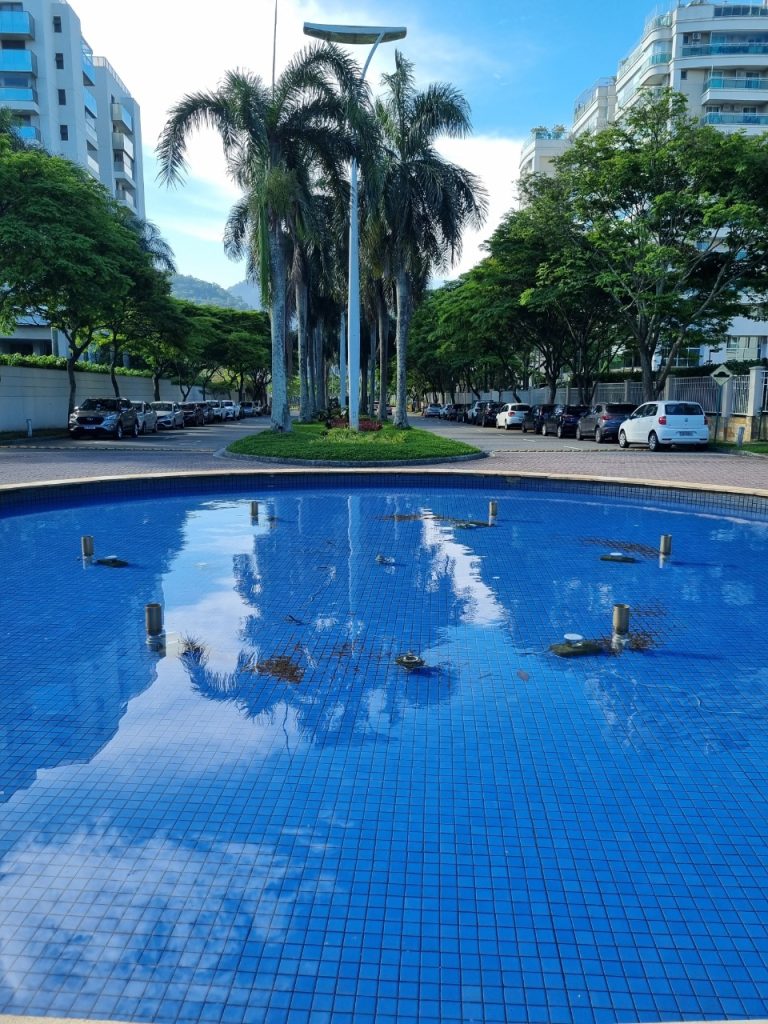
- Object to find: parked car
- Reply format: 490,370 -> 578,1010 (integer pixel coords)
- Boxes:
466,400 -> 487,424
480,402 -> 502,427
576,403 -> 638,443
422,403 -> 443,418
449,404 -> 469,421
495,402 -> 531,430
240,401 -> 255,417
69,397 -> 139,439
439,404 -> 456,419
151,401 -> 184,430
130,400 -> 158,435
209,401 -> 226,422
618,401 -> 709,451
194,401 -> 214,424
543,404 -> 590,438
521,404 -> 556,434
219,400 -> 237,421
180,402 -> 205,427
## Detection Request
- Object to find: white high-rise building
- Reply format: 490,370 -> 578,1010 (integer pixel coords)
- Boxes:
518,1 -> 768,363
0,0 -> 144,354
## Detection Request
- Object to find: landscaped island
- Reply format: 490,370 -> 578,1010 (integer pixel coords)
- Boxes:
227,423 -> 481,462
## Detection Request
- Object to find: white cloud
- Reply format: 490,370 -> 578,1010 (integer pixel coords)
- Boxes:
71,0 -> 522,285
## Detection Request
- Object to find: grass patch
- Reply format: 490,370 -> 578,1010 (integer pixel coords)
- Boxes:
227,422 -> 481,462
716,441 -> 768,455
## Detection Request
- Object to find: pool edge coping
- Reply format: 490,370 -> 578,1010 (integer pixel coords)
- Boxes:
1,467 -> 768,504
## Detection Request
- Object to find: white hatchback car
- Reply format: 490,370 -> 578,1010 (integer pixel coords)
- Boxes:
496,403 -> 531,430
618,401 -> 709,451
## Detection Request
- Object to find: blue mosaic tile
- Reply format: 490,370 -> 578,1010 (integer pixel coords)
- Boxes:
0,482 -> 767,1023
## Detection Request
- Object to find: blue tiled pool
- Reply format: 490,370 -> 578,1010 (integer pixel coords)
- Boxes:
1,479 -> 768,1024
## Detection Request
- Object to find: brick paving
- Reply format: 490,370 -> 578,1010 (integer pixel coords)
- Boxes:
1,435 -> 768,495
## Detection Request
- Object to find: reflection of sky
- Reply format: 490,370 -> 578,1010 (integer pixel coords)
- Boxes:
1,488 -> 768,1022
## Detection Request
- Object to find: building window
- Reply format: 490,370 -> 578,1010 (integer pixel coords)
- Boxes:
55,52 -> 64,70
59,125 -> 68,141
52,15 -> 62,31
680,70 -> 688,80
57,88 -> 66,105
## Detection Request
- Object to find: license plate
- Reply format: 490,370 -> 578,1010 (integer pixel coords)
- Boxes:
678,430 -> 694,436
83,425 -> 97,430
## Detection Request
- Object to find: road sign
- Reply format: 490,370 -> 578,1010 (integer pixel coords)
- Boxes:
710,365 -> 733,387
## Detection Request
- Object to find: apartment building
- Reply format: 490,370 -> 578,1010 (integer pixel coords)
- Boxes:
519,0 -> 768,363
0,0 -> 144,355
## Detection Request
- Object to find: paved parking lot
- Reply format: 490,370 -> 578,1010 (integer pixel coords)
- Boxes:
1,414 -> 768,494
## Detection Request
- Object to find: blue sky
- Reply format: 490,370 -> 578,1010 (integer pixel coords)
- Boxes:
73,0 -> 662,288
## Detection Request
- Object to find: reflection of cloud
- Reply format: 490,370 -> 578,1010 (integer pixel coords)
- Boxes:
421,514 -> 506,626
0,826 -> 329,1013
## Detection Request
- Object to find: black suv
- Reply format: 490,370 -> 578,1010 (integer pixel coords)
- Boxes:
544,404 -> 590,438
68,397 -> 139,439
522,404 -> 556,434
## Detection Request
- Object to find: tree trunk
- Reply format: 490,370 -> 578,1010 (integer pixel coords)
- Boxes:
393,270 -> 412,428
368,324 -> 377,416
109,344 -> 121,398
269,227 -> 291,431
296,281 -> 311,421
153,373 -> 161,401
315,325 -> 326,411
377,300 -> 389,422
360,330 -> 369,416
66,354 -> 78,418
639,346 -> 656,401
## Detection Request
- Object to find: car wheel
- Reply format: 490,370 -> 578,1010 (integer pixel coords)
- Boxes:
618,430 -> 629,449
131,421 -> 139,438
505,422 -> 512,430
140,421 -> 146,435
557,425 -> 564,439
541,424 -> 548,437
153,421 -> 158,433
648,431 -> 667,452
114,422 -> 123,441
575,426 -> 582,441
595,427 -> 603,444
521,424 -> 527,434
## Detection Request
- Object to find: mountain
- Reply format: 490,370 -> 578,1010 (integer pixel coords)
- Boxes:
227,280 -> 262,311
171,274 -> 249,310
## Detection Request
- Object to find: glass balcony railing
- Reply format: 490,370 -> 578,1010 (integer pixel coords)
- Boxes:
82,51 -> 95,86
702,111 -> 768,125
86,154 -> 100,175
0,50 -> 37,74
528,128 -> 568,142
0,86 -> 37,105
17,124 -> 41,143
683,42 -> 768,56
83,90 -> 97,117
112,131 -> 134,158
110,101 -> 133,133
704,75 -> 768,90
0,10 -> 34,37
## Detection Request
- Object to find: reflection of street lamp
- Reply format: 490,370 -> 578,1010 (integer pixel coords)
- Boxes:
303,21 -> 406,430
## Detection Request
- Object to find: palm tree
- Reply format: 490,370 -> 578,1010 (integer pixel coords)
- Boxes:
157,45 -> 363,432
374,53 -> 488,427
0,108 -> 30,151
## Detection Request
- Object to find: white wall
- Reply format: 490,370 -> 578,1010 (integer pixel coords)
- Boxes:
0,366 -> 213,432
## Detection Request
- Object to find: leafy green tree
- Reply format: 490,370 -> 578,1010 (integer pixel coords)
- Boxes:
158,45 -> 364,432
374,53 -> 487,427
0,145 -> 149,414
555,90 -> 768,399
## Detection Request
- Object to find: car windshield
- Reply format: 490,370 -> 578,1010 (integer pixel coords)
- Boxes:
181,404 -> 196,410
80,399 -> 119,411
153,403 -> 172,411
666,403 -> 704,416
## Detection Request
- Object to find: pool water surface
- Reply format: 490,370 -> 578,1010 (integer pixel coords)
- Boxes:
0,483 -> 767,1023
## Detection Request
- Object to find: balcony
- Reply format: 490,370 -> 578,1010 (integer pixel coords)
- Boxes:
17,124 -> 41,143
82,51 -> 95,86
703,74 -> 768,103
683,42 -> 768,56
0,85 -> 38,109
86,153 -> 100,175
111,101 -> 133,133
113,159 -> 134,182
85,117 -> 98,146
702,111 -> 768,126
0,49 -> 37,74
83,90 -> 97,117
0,10 -> 35,38
112,131 -> 134,158
116,188 -> 135,209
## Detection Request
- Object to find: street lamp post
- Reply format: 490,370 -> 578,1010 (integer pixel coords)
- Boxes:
303,22 -> 406,430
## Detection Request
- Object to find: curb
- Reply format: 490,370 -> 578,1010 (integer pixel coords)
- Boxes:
220,449 -> 488,468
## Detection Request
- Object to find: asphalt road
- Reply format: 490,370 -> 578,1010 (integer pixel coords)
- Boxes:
2,413 -> 768,495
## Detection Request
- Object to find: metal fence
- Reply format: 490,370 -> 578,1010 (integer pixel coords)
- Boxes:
666,376 -> 722,413
732,375 -> 750,415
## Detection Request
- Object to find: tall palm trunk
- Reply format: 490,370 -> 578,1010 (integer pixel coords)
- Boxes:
393,269 -> 412,428
360,331 -> 369,415
377,297 -> 389,422
296,280 -> 311,421
307,322 -> 317,413
368,324 -> 377,415
314,324 -> 327,411
269,227 -> 291,431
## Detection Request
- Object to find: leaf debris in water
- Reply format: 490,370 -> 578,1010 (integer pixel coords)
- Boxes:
516,669 -> 530,682
256,655 -> 304,684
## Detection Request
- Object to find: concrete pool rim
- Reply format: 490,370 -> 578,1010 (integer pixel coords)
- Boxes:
2,467 -> 768,521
